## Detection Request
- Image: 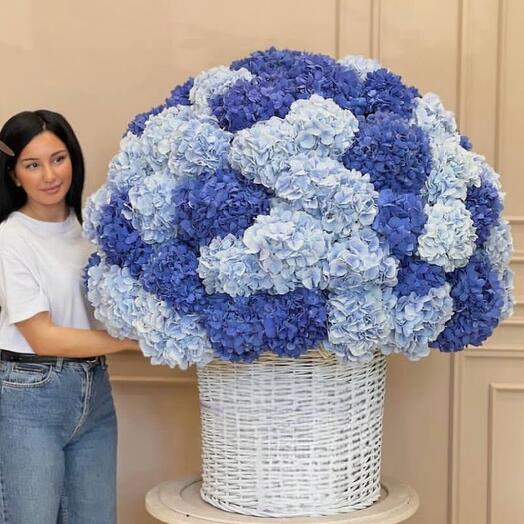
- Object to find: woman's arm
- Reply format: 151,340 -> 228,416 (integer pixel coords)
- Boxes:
15,311 -> 140,357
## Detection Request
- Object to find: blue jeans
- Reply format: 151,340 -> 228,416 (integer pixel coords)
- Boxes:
0,357 -> 117,524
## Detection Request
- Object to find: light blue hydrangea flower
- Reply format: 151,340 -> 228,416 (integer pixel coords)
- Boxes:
326,285 -> 392,361
166,113 -> 232,179
229,116 -> 298,188
423,137 -> 481,204
485,219 -> 513,273
417,200 -> 477,271
411,93 -> 458,142
243,204 -> 331,293
140,106 -> 194,172
83,184 -> 113,243
383,283 -> 454,360
189,65 -> 253,115
474,153 -> 503,193
275,154 -> 378,237
136,293 -> 214,369
338,54 -> 382,80
285,94 -> 359,157
86,257 -> 213,369
500,268 -> 515,320
198,234 -> 273,297
86,260 -> 141,339
328,228 -> 398,289
123,171 -> 178,244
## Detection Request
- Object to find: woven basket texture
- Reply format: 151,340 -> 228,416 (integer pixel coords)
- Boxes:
197,349 -> 386,517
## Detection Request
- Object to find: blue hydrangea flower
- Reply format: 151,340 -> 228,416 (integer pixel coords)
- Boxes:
361,68 -> 419,118
431,253 -> 504,351
342,112 -> 431,193
372,190 -> 427,257
83,184 -> 113,243
460,135 -> 473,150
164,77 -> 194,108
220,48 -> 364,131
139,239 -> 205,315
393,257 -> 446,297
190,66 -> 253,115
465,182 -> 503,247
95,189 -> 153,277
127,104 -> 165,138
198,288 -> 327,362
172,168 -> 271,250
417,200 -> 477,272
84,48 -> 513,367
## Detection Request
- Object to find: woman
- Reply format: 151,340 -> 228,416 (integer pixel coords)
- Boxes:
0,110 -> 139,524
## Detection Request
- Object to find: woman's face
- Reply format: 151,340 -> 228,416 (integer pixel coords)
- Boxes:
12,130 -> 72,213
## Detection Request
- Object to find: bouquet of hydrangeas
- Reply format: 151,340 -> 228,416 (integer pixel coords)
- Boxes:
83,48 -> 514,369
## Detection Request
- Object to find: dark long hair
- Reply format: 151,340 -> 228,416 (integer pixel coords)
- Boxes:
0,110 -> 85,224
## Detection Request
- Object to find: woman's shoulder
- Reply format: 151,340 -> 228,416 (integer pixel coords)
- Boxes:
0,215 -> 32,252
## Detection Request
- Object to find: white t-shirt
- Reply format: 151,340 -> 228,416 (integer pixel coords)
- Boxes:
0,210 -> 96,354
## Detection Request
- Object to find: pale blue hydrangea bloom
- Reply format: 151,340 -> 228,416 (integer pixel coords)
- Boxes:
322,169 -> 378,237
86,260 -> 141,339
411,93 -> 458,142
86,257 -> 213,369
383,283 -> 454,360
423,137 -> 481,204
189,65 -> 253,115
338,54 -> 382,80
328,228 -> 398,289
485,219 -> 513,273
285,94 -> 359,157
243,205 -> 331,293
106,132 -> 150,191
326,285 -> 392,361
136,293 -> 214,369
473,153 -> 503,193
198,234 -> 273,297
417,200 -> 477,271
500,268 -> 515,320
123,171 -> 178,244
229,116 -> 298,188
83,184 -> 112,243
141,106 -> 194,172
167,113 -> 232,179
275,154 -> 378,237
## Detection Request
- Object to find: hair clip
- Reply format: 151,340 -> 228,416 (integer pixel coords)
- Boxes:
0,140 -> 14,157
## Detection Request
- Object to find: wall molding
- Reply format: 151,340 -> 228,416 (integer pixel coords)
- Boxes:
110,375 -> 197,386
487,383 -> 524,523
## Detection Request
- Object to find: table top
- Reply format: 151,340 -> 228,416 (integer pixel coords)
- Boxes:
146,476 -> 419,524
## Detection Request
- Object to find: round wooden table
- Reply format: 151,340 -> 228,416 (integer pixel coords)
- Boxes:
146,476 -> 419,524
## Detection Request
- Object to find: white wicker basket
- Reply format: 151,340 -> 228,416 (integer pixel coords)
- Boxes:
197,348 -> 386,517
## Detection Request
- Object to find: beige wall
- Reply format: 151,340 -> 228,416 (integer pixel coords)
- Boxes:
1,1 -> 523,523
